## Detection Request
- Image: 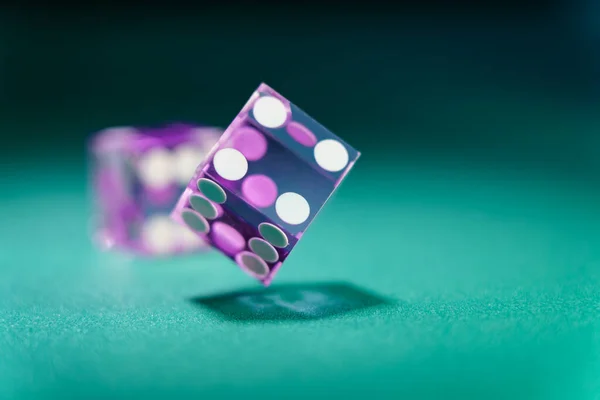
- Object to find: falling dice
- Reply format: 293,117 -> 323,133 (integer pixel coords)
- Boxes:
172,83 -> 360,285
90,123 -> 223,256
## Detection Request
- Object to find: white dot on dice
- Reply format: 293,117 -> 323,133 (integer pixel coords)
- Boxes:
213,148 -> 248,181
142,215 -> 178,254
275,192 -> 310,225
138,148 -> 174,188
314,139 -> 349,172
252,96 -> 288,128
172,144 -> 205,185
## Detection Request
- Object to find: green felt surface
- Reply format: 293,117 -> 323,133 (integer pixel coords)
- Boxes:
2,161 -> 600,399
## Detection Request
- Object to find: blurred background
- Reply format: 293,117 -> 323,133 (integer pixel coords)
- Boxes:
3,2 -> 600,399
1,1 -> 599,183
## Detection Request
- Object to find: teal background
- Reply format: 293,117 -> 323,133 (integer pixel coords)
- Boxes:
2,6 -> 600,399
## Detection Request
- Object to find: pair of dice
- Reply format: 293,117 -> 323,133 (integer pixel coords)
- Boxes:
91,83 -> 360,286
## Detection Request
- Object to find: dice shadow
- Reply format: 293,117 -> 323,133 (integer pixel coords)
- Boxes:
189,281 -> 393,322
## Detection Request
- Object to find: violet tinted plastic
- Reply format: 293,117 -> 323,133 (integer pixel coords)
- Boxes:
172,83 -> 360,284
90,124 -> 223,256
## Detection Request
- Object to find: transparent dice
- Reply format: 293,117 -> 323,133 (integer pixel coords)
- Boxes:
172,84 -> 360,284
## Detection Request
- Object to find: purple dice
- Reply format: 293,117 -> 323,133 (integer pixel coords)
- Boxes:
90,123 -> 223,256
172,83 -> 360,285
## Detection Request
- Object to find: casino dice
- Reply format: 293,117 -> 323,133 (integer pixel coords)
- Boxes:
90,123 -> 223,256
172,83 -> 360,285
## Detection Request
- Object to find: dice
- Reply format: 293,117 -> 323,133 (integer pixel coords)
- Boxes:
89,123 -> 223,256
172,83 -> 360,285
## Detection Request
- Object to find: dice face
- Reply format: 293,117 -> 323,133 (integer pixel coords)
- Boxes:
90,124 -> 223,256
172,83 -> 360,285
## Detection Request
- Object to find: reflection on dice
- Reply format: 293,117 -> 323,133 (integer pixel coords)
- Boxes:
90,123 -> 223,256
172,83 -> 360,285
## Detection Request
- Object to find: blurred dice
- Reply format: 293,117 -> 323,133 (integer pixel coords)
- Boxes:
89,123 -> 223,256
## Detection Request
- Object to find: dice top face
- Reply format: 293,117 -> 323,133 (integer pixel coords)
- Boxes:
173,83 -> 360,284
91,124 -> 222,256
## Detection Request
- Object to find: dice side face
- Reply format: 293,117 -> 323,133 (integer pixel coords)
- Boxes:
90,127 -> 141,251
172,172 -> 296,284
205,124 -> 335,237
90,124 -> 222,256
173,83 -> 360,284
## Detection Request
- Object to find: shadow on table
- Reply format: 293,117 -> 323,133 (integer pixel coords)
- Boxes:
189,281 -> 392,322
